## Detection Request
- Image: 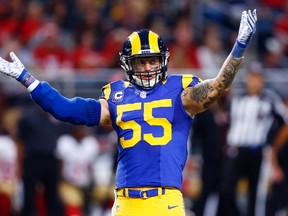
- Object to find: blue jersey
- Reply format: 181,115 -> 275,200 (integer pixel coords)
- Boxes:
30,74 -> 201,191
100,74 -> 201,190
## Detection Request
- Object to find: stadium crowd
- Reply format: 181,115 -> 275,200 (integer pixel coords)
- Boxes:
1,0 -> 288,216
0,0 -> 287,73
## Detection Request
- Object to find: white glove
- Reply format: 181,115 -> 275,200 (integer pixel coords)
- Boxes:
237,9 -> 257,47
0,52 -> 39,91
0,52 -> 25,79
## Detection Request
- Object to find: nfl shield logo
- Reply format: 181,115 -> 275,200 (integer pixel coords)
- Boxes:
140,91 -> 146,98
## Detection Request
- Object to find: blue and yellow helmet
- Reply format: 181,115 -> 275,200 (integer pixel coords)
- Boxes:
120,29 -> 170,89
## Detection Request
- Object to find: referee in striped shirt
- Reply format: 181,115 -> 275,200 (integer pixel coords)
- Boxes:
217,63 -> 288,216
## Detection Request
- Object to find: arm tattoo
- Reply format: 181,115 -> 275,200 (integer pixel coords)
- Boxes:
188,56 -> 242,110
181,88 -> 189,98
221,57 -> 240,89
215,56 -> 241,96
190,81 -> 216,109
191,81 -> 214,103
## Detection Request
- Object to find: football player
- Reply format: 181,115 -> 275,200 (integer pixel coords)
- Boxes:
0,9 -> 257,216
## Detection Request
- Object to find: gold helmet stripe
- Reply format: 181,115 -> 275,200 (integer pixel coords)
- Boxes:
148,31 -> 160,53
129,32 -> 141,55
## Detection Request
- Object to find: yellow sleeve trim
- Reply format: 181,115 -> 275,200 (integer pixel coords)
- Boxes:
102,84 -> 111,100
124,81 -> 130,88
182,74 -> 194,89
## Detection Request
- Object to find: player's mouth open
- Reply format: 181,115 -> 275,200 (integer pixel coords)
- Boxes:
135,72 -> 156,80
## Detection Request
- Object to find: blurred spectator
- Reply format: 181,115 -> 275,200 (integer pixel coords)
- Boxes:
17,105 -> 68,216
260,0 -> 286,10
115,0 -> 149,30
256,6 -> 277,56
0,37 -> 36,71
145,0 -> 175,43
0,135 -> 19,216
197,23 -> 227,78
47,1 -> 78,31
102,27 -> 130,68
217,63 -> 288,216
202,0 -> 233,32
72,30 -> 107,70
148,17 -> 172,44
262,37 -> 288,68
169,15 -> 201,69
273,1 -> 288,39
190,96 -> 229,216
71,0 -> 106,46
56,125 -> 99,216
272,1 -> 288,60
32,20 -> 73,74
0,89 -> 9,134
0,0 -> 286,74
181,155 -> 202,216
0,0 -> 285,75
19,1 -> 45,46
90,127 -> 116,216
0,1 -> 20,46
0,89 -> 22,216
266,98 -> 288,215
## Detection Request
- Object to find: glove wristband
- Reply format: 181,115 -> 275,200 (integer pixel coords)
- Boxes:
16,69 -> 36,88
231,41 -> 246,58
236,40 -> 247,48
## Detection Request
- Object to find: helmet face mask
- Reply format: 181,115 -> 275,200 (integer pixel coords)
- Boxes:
120,29 -> 170,90
130,55 -> 162,89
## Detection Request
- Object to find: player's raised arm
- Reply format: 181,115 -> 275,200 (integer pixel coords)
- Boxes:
0,52 -> 111,126
182,9 -> 257,116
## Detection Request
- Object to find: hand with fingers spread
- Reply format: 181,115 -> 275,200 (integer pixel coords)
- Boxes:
237,9 -> 257,48
0,52 -> 25,79
231,9 -> 257,58
0,52 -> 39,90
